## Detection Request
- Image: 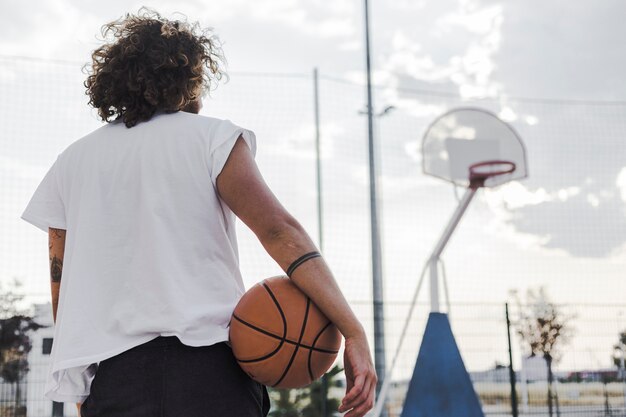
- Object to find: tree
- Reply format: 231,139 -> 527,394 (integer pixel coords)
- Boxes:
612,330 -> 626,376
0,278 -> 48,416
301,365 -> 343,417
268,364 -> 344,417
511,287 -> 575,417
268,387 -> 307,417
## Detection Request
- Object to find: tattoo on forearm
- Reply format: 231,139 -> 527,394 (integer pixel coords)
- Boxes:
48,227 -> 66,324
51,228 -> 64,239
50,256 -> 63,282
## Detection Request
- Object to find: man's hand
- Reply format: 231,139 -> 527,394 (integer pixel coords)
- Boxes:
338,334 -> 377,417
76,402 -> 82,417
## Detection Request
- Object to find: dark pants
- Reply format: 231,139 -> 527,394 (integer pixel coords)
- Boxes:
80,336 -> 271,417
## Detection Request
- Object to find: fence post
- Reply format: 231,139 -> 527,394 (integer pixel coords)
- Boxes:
312,67 -> 329,417
506,303 -> 519,417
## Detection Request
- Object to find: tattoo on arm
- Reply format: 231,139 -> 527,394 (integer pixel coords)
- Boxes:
48,229 -> 66,282
50,255 -> 63,283
50,228 -> 64,240
49,227 -> 66,323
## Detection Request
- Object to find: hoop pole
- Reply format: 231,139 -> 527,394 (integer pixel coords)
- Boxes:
429,258 -> 440,312
429,187 -> 477,312
372,186 -> 476,416
439,259 -> 451,316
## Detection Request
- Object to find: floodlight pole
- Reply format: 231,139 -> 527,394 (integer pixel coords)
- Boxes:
363,0 -> 387,406
428,187 -> 477,312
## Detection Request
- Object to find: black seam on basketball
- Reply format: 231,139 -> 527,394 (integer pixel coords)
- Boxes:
262,282 -> 288,337
273,297 -> 311,387
308,320 -> 333,381
232,315 -> 286,363
231,281 -> 287,369
231,315 -> 338,355
263,282 -> 289,366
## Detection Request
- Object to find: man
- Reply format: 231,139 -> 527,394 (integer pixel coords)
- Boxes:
22,8 -> 376,417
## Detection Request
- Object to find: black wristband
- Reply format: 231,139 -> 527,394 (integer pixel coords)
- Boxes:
286,251 -> 322,278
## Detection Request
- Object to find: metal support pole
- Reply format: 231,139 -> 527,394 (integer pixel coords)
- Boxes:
313,67 -> 329,417
313,68 -> 323,253
620,341 -> 626,412
506,303 -> 519,417
363,0 -> 387,407
428,187 -> 477,312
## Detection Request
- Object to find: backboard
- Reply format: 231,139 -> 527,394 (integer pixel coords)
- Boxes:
422,107 -> 527,187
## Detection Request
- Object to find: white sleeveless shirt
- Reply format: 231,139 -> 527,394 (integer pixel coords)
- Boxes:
20,111 -> 256,403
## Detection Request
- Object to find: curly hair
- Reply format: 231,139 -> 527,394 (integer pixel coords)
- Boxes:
84,8 -> 226,128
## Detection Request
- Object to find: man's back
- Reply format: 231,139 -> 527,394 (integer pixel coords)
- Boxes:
21,109 -> 257,402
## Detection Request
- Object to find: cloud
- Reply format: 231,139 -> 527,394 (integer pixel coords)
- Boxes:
437,2 -> 502,36
0,0 -> 97,59
227,0 -> 357,39
510,192 -> 626,258
493,0 -> 626,100
484,181 -> 551,209
264,122 -> 343,160
0,0 -> 364,77
4,0 -> 625,263
0,156 -> 50,181
484,180 -> 626,258
617,168 -> 626,203
359,0 -> 626,259
378,0 -> 504,99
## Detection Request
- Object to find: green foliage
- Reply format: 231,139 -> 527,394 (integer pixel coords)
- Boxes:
612,330 -> 626,370
511,286 -> 576,417
268,364 -> 344,417
0,279 -> 47,382
268,388 -> 307,417
301,365 -> 343,417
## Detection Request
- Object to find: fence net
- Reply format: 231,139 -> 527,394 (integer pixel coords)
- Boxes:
2,54 -> 626,416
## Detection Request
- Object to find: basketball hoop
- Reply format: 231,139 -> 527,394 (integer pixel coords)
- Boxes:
422,107 -> 527,188
468,160 -> 516,189
373,108 -> 528,417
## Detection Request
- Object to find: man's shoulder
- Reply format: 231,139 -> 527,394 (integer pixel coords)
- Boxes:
165,112 -> 241,139
168,111 -> 228,126
57,123 -> 113,159
58,113 -> 233,158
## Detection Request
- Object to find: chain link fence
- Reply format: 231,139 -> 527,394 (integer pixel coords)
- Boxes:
2,54 -> 626,416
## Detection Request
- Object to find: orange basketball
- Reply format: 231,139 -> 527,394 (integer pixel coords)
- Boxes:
228,275 -> 342,389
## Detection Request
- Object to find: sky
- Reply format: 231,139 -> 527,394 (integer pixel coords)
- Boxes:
2,0 -> 626,374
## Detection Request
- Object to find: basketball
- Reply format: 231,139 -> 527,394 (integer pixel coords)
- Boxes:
228,275 -> 342,389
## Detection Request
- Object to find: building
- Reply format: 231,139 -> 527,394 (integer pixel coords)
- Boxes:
25,302 -> 69,417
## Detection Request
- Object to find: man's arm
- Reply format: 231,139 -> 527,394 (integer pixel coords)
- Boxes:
216,137 -> 376,417
48,227 -> 65,323
48,228 -> 83,415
